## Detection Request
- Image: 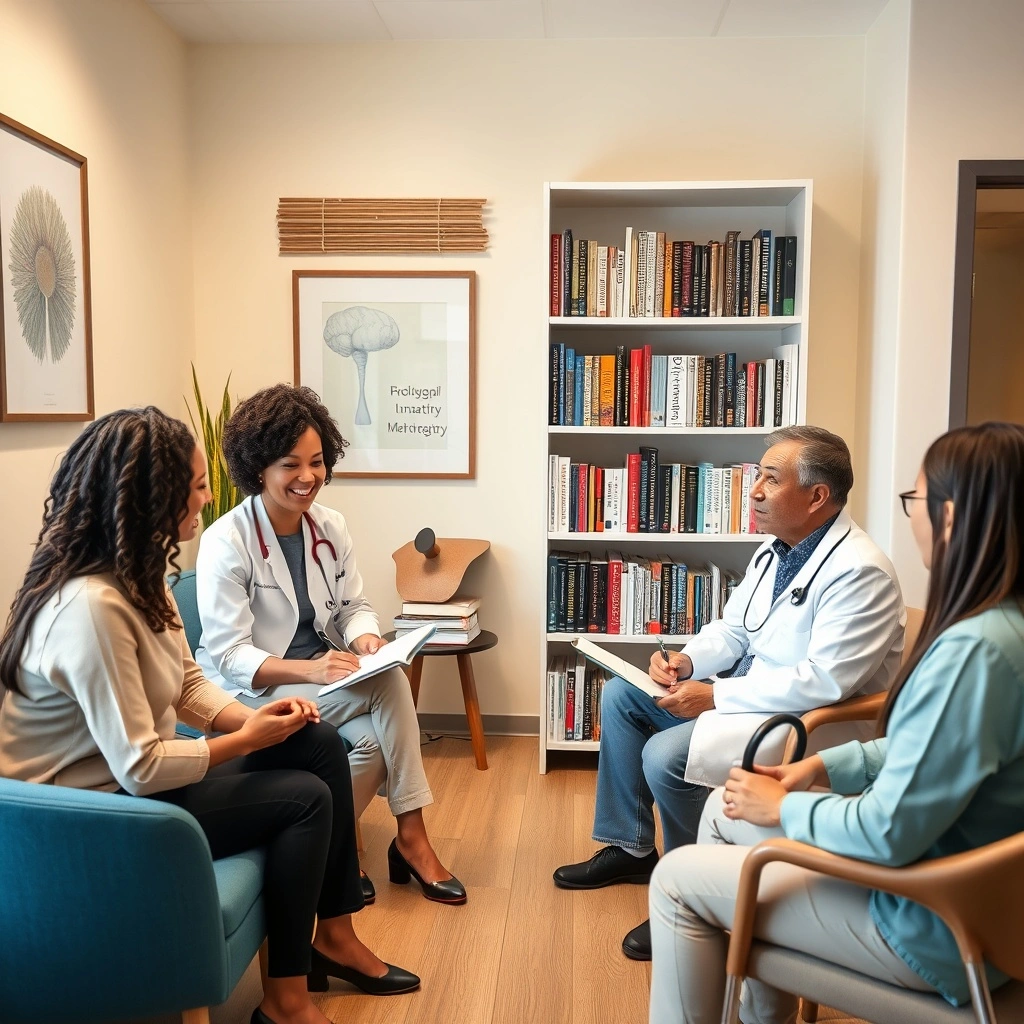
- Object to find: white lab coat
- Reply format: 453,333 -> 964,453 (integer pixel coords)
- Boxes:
682,510 -> 906,786
194,496 -> 380,697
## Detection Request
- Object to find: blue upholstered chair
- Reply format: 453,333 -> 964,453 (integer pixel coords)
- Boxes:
0,776 -> 265,1024
170,568 -> 203,657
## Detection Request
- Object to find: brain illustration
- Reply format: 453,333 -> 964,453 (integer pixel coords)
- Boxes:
323,306 -> 400,426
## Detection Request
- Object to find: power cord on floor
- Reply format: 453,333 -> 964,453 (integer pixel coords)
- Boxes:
420,732 -> 472,744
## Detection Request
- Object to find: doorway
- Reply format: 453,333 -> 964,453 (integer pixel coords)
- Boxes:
948,161 -> 1024,427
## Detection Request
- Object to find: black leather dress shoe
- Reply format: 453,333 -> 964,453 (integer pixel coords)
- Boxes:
361,870 -> 376,905
387,838 -> 467,904
306,947 -> 420,995
553,846 -> 659,890
622,919 -> 652,961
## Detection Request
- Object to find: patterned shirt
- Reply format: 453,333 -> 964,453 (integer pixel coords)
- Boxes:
729,512 -> 840,678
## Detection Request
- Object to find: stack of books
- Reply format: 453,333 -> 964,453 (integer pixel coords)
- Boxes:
394,595 -> 482,646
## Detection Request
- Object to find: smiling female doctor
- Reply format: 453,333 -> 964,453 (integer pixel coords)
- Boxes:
195,385 -> 465,907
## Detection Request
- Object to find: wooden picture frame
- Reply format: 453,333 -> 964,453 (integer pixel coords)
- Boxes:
0,113 -> 93,422
293,270 -> 476,479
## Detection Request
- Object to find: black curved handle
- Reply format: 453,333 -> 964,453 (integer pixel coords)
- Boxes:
741,714 -> 807,772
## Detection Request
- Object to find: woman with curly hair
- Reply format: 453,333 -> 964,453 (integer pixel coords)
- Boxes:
195,384 -> 465,907
0,407 -> 419,1024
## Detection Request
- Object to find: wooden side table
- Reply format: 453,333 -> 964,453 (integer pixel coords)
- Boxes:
383,629 -> 498,770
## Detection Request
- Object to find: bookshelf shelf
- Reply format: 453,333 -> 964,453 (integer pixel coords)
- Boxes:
540,179 -> 812,773
550,315 -> 802,329
548,532 -> 763,543
549,426 -> 774,436
547,633 -> 695,643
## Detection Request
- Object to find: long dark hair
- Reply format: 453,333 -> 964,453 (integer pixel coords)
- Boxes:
0,407 -> 196,696
880,422 -> 1024,731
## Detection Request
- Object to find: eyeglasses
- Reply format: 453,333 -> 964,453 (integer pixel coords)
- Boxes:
898,490 -> 927,517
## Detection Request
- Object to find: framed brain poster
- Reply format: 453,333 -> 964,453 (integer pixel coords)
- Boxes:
293,270 -> 475,479
0,113 -> 94,422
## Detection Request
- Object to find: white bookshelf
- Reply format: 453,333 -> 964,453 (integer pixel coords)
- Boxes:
539,179 -> 812,773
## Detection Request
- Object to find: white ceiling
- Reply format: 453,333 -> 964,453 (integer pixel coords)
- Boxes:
145,0 -> 892,44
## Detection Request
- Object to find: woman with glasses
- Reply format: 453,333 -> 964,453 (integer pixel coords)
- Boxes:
648,422 -> 1024,1023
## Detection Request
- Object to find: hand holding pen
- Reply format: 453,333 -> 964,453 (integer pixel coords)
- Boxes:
650,638 -> 692,689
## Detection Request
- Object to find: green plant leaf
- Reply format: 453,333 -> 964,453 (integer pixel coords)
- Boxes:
186,362 -> 242,529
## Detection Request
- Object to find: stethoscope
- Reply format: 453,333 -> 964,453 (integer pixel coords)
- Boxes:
741,526 -> 852,633
251,499 -> 344,613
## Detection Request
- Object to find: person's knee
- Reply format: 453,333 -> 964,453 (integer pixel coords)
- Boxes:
304,719 -> 349,758
642,729 -> 684,795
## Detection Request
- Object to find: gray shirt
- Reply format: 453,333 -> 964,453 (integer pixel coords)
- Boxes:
276,532 -> 327,660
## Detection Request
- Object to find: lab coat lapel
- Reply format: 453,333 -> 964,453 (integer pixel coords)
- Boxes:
252,496 -> 298,611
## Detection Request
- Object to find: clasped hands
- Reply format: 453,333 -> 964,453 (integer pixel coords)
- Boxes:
721,755 -> 827,827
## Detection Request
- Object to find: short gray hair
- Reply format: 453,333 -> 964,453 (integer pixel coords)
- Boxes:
765,425 -> 853,508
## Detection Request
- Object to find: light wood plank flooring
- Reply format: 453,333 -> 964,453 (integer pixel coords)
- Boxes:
143,735 -> 868,1024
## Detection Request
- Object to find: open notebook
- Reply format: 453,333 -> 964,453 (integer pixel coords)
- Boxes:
317,623 -> 437,696
570,636 -> 670,700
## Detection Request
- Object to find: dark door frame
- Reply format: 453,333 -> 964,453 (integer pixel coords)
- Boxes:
949,160 -> 1024,427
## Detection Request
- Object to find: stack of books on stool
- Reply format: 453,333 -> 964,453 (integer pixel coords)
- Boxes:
394,596 -> 482,646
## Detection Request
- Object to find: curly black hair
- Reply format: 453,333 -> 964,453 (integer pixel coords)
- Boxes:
0,407 -> 196,696
222,384 -> 348,496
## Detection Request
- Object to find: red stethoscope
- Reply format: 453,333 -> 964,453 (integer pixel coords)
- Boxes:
251,500 -> 342,612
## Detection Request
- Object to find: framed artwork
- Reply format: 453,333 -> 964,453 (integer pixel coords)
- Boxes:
0,113 -> 93,422
293,270 -> 476,479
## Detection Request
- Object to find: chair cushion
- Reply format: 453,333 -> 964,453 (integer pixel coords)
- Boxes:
213,847 -> 265,938
749,942 -> 1024,1023
169,569 -> 202,656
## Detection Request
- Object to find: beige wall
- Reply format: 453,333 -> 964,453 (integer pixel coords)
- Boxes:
854,0 -> 910,554
887,0 -> 1024,606
966,227 -> 1024,425
188,37 -> 868,720
0,0 -> 195,614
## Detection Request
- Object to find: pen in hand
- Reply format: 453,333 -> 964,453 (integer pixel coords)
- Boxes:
656,636 -> 672,666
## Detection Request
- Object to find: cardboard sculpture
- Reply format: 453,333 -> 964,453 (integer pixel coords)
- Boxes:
392,528 -> 490,603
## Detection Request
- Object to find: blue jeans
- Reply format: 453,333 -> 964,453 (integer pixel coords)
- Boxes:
593,676 -> 711,852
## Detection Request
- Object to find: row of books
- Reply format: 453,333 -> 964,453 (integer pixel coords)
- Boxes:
547,552 -> 740,635
546,656 -> 609,741
393,595 -> 481,646
548,453 -> 761,536
548,344 -> 798,429
549,228 -> 798,319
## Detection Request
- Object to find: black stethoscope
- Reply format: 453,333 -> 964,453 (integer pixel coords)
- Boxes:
251,500 -> 343,613
741,527 -> 852,633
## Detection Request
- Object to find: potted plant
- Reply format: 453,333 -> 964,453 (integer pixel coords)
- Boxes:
187,364 -> 241,528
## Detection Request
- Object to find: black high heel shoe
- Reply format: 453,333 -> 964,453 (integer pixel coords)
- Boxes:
306,946 -> 420,995
387,838 -> 467,905
360,869 -> 376,905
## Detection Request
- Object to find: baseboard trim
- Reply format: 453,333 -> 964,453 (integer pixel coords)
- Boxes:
417,713 -> 539,737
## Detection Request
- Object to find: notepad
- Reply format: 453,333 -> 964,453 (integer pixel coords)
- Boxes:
570,636 -> 670,700
317,624 -> 437,695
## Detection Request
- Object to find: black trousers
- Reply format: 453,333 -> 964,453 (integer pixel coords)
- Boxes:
152,721 -> 364,977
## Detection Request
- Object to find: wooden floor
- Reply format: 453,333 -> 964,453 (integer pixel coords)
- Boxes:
145,735 -> 868,1024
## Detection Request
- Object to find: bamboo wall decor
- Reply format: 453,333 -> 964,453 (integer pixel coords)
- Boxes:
277,197 -> 488,255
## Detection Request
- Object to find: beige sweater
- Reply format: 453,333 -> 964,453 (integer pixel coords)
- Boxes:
0,574 -> 236,795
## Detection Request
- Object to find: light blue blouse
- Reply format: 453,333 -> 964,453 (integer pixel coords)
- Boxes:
781,599 -> 1024,1006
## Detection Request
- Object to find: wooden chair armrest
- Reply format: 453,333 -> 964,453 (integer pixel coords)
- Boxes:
783,692 -> 887,761
725,836 -> 1018,981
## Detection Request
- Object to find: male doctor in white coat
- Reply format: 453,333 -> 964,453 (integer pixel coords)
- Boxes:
553,425 -> 905,961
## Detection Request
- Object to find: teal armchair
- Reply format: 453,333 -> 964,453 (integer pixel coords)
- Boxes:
0,776 -> 265,1024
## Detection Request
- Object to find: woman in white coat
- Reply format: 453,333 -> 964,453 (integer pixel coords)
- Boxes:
196,384 -> 465,906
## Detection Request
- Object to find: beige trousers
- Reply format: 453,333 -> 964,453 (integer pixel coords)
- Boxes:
238,666 -> 433,818
648,787 -> 932,1024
